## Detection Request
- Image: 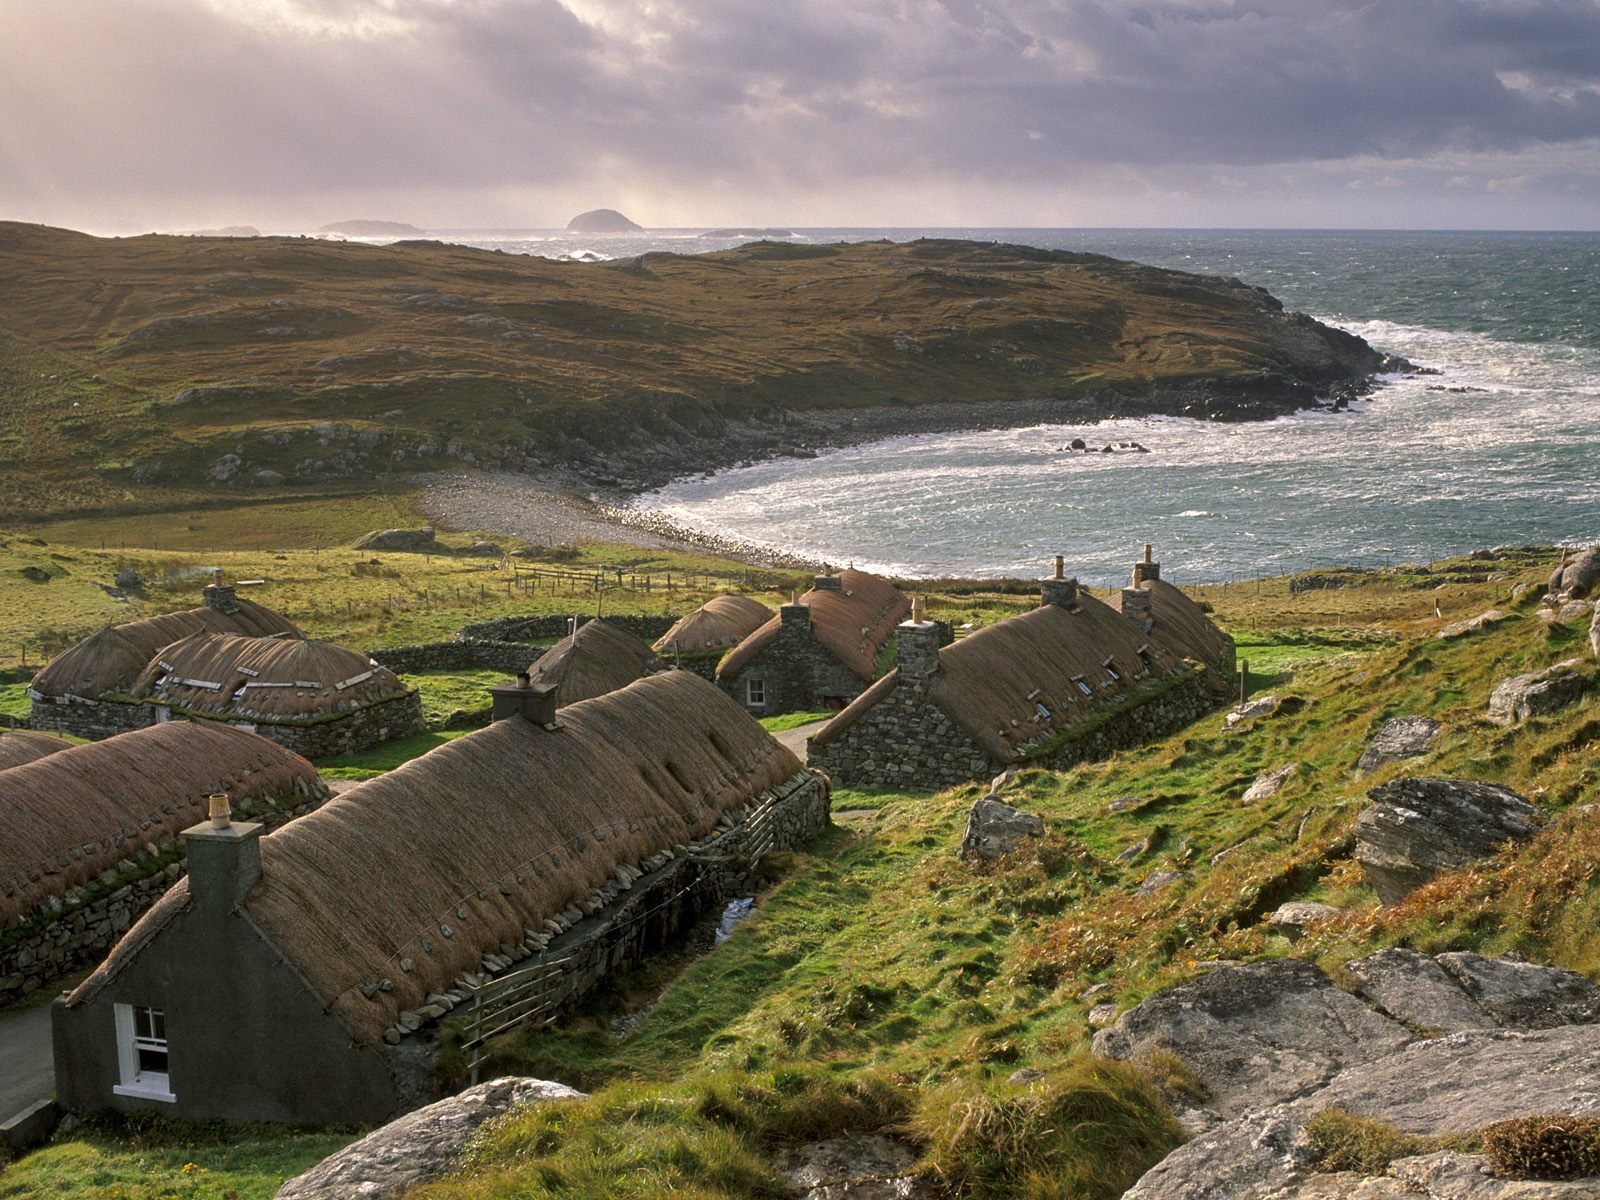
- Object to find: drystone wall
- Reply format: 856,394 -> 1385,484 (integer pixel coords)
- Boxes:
1029,668 -> 1217,772
456,614 -> 677,643
0,787 -> 328,1008
244,692 -> 427,759
810,680 -> 991,791
367,639 -> 539,676
27,695 -> 152,741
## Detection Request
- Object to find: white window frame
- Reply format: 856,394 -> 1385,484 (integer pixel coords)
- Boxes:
112,1003 -> 175,1103
745,678 -> 767,708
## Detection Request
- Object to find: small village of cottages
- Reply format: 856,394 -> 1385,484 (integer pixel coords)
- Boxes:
0,540 -> 1234,1129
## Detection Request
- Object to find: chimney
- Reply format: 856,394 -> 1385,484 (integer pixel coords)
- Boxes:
811,574 -> 843,591
1132,543 -> 1162,586
1041,556 -> 1079,609
896,596 -> 941,681
180,794 -> 262,915
202,570 -> 239,614
489,673 -> 560,726
780,599 -> 812,635
1122,585 -> 1154,631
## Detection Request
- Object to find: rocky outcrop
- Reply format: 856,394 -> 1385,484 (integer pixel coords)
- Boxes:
1266,1150 -> 1600,1198
354,526 -> 443,553
1224,695 -> 1280,729
959,796 -> 1043,861
1549,546 -> 1600,600
1357,716 -> 1442,773
1345,949 -> 1600,1034
1439,609 -> 1511,639
274,1077 -> 584,1200
780,1132 -> 931,1199
1242,762 -> 1298,803
565,208 -> 642,234
1355,778 -> 1546,905
1488,660 -> 1586,725
1592,604 -> 1600,660
1269,902 -> 1345,942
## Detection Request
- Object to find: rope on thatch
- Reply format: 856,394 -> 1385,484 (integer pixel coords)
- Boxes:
653,595 -> 772,656
719,569 -> 909,683
0,730 -> 75,771
30,600 -> 302,701
130,632 -> 412,722
0,722 -> 323,927
526,619 -> 658,707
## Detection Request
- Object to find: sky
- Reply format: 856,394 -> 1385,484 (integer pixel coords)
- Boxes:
2,0 -> 1599,233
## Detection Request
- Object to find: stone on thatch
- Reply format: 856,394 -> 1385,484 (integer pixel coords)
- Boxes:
719,570 -> 909,685
653,595 -> 772,657
131,632 -> 413,721
0,730 -> 74,771
527,619 -> 658,707
0,722 -> 323,926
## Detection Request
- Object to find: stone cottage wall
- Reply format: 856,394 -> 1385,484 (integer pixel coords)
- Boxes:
240,691 -> 427,759
456,614 -> 678,644
1029,668 -> 1218,772
724,625 -> 872,716
27,696 -> 154,741
367,639 -> 537,676
0,788 -> 327,1009
809,679 -> 992,791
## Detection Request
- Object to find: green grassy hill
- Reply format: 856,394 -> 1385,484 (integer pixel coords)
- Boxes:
0,224 -> 1390,521
5,547 -> 1594,1199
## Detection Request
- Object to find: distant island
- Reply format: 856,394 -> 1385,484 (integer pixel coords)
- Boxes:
566,208 -> 643,234
319,220 -> 426,237
701,228 -> 795,239
177,226 -> 260,238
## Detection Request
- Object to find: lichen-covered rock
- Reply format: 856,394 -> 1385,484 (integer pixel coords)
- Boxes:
1433,952 -> 1600,1030
274,1077 -> 584,1200
1488,660 -> 1586,725
1344,947 -> 1499,1033
1439,608 -> 1511,639
780,1132 -> 931,1200
1357,716 -> 1443,773
1256,1150 -> 1600,1198
1091,959 -> 1411,1116
1242,762 -> 1298,803
353,526 -> 442,553
1549,545 -> 1600,600
1224,695 -> 1280,728
958,796 -> 1043,861
1355,778 -> 1546,905
1268,901 -> 1345,942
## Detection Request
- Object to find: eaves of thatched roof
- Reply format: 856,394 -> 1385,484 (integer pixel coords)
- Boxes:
527,619 -> 657,707
131,632 -> 412,722
654,595 -> 772,656
30,600 -> 302,701
0,722 -> 323,926
0,730 -> 75,771
70,671 -> 807,1048
718,570 -> 909,684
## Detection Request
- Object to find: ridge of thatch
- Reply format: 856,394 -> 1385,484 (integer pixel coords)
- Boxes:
718,570 -> 910,683
527,619 -> 658,707
654,595 -> 773,656
70,671 -> 807,1045
0,722 -> 323,927
1115,578 -> 1235,679
0,730 -> 75,771
130,632 -> 412,721
30,600 -> 302,701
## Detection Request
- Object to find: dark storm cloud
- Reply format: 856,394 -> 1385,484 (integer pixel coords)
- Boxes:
1,0 -> 1597,219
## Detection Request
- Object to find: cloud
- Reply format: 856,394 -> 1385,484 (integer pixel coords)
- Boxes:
1,0 -> 1598,228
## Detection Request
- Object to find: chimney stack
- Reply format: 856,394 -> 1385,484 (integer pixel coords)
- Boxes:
1132,544 -> 1161,586
489,674 -> 560,726
811,574 -> 843,591
181,801 -> 263,915
780,599 -> 812,634
896,597 -> 941,681
1041,557 -> 1079,609
1122,585 -> 1154,631
201,571 -> 239,614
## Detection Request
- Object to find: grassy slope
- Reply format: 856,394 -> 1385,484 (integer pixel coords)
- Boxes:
6,547 -> 1595,1198
0,223 -> 1374,520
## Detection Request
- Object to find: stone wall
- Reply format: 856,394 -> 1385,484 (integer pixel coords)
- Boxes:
367,639 -> 539,676
456,614 -> 678,644
724,614 -> 871,716
0,788 -> 326,1009
1027,668 -> 1217,772
28,695 -> 153,741
241,692 -> 427,759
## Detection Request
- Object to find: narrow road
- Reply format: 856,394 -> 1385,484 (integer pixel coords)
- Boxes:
0,1001 -> 55,1120
774,719 -> 830,763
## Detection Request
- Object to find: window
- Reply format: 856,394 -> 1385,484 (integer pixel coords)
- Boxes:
745,678 -> 766,708
113,1003 -> 175,1102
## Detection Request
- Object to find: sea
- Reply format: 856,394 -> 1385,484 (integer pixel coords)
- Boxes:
415,227 -> 1600,584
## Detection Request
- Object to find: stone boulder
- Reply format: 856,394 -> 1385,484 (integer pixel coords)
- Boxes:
1355,778 -> 1546,905
1268,902 -> 1345,942
1241,763 -> 1298,803
1266,1151 -> 1600,1198
354,526 -> 442,553
780,1132 -> 931,1199
464,538 -> 503,557
959,796 -> 1043,861
113,567 -> 143,591
1092,959 -> 1412,1116
274,1077 -> 584,1200
1121,1024 -> 1600,1200
1549,545 -> 1600,600
1356,716 -> 1442,773
1438,608 -> 1510,639
1344,948 -> 1600,1034
1541,599 -> 1594,626
1224,695 -> 1280,729
1488,660 -> 1586,725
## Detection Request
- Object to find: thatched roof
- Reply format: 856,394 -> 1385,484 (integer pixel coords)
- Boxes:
131,632 -> 412,722
814,594 -> 1189,763
527,619 -> 657,707
1114,579 -> 1234,679
654,595 -> 772,656
31,600 -> 302,701
718,570 -> 910,683
0,730 -> 74,771
70,672 -> 808,1046
0,722 -> 322,926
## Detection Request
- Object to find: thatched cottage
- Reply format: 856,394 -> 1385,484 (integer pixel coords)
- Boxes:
1,722 -> 325,1008
53,671 -> 830,1125
0,730 -> 74,771
809,553 -> 1233,790
717,571 -> 911,715
653,595 -> 773,678
526,619 -> 658,707
29,583 -> 302,740
129,632 -> 423,757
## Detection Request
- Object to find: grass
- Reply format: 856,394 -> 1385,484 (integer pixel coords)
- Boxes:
404,669 -> 515,729
0,682 -> 29,721
315,729 -> 471,780
757,711 -> 832,733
